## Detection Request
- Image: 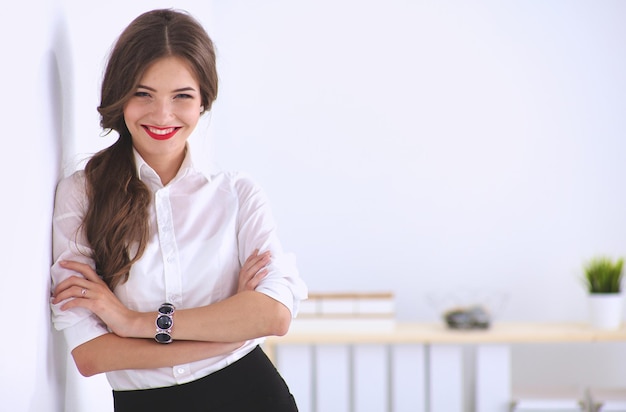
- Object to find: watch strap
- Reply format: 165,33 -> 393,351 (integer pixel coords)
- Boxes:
155,302 -> 175,344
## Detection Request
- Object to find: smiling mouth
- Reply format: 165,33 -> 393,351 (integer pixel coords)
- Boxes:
143,126 -> 181,140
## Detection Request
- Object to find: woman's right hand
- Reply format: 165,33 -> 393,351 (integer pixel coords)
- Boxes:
52,260 -> 139,338
238,249 -> 271,292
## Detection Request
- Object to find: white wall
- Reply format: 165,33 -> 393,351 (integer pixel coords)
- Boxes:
0,1 -> 67,411
3,0 -> 626,410
210,0 -> 626,322
209,0 -> 626,396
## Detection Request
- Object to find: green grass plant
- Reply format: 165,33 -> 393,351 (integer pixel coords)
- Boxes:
584,256 -> 624,294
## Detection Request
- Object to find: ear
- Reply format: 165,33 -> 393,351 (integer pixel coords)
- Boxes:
200,106 -> 205,113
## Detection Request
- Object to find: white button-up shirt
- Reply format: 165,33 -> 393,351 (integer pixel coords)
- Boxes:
51,148 -> 308,390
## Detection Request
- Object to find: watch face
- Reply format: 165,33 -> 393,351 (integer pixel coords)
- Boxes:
159,305 -> 175,315
156,315 -> 173,330
155,332 -> 172,343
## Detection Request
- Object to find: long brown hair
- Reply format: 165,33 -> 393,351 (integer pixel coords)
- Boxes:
84,9 -> 218,289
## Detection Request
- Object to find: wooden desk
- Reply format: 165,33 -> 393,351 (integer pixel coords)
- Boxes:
264,322 -> 626,412
266,322 -> 626,347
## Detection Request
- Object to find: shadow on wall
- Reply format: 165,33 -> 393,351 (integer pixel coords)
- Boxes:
42,6 -> 114,412
50,5 -> 75,177
32,6 -> 74,412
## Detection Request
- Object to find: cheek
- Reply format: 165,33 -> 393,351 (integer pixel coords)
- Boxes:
181,106 -> 202,126
123,104 -> 141,125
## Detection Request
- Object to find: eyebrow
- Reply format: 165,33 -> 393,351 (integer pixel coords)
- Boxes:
136,84 -> 197,93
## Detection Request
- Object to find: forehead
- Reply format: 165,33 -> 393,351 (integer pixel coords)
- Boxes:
139,56 -> 199,88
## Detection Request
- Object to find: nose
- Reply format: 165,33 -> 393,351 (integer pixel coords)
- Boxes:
152,98 -> 174,124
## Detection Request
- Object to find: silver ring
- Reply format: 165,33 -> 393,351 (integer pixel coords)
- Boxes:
81,288 -> 87,297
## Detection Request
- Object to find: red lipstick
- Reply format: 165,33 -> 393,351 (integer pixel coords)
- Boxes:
143,126 -> 180,140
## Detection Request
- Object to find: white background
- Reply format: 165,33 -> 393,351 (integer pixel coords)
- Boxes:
2,1 -> 626,411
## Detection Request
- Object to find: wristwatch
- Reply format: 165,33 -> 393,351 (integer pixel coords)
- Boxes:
155,302 -> 175,344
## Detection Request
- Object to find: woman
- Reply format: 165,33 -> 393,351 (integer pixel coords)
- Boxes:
50,8 -> 307,411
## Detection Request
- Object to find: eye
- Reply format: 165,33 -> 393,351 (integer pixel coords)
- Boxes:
134,91 -> 151,98
174,93 -> 194,100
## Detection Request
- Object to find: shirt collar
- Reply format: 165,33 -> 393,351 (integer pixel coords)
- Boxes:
132,144 -> 200,187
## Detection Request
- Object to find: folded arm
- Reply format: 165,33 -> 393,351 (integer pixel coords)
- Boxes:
54,251 -> 289,376
72,334 -> 242,377
53,250 -> 289,342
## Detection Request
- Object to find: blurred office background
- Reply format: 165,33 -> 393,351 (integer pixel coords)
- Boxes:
2,1 -> 626,410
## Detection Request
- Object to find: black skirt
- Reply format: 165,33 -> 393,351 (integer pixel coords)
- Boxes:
113,346 -> 298,412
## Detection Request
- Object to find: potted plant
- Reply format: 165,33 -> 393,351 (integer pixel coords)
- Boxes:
583,256 -> 624,330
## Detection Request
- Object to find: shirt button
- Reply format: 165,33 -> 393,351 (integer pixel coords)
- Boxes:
167,255 -> 175,263
177,368 -> 185,374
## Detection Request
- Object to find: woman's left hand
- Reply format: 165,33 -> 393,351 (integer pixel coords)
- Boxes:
51,260 -> 137,337
238,249 -> 271,293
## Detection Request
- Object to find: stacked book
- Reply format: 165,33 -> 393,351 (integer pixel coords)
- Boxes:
291,291 -> 396,333
510,387 -> 586,412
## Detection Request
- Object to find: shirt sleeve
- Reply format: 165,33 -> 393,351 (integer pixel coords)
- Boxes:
233,172 -> 308,317
50,172 -> 109,351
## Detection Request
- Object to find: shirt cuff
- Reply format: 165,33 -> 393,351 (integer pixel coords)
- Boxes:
256,280 -> 304,318
62,315 -> 109,352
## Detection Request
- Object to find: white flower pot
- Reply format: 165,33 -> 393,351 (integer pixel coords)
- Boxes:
588,293 -> 623,330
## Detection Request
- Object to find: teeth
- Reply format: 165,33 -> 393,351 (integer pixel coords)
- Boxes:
148,127 -> 176,135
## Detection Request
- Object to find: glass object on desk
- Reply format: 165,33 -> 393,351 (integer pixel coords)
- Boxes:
444,305 -> 490,329
426,288 -> 508,330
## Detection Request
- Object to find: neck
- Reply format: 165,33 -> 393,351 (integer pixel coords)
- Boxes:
138,147 -> 186,186
154,153 -> 184,186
